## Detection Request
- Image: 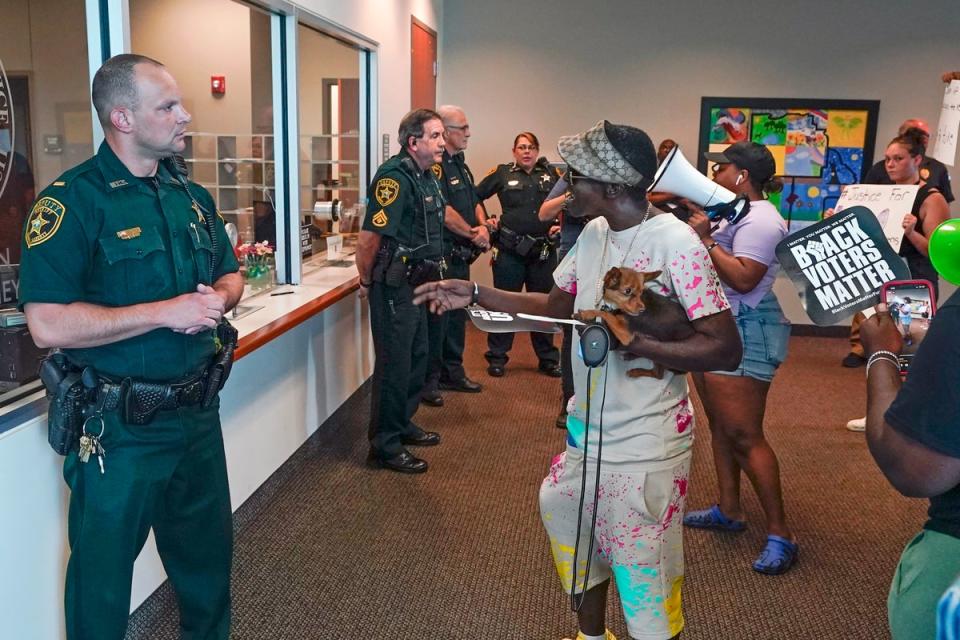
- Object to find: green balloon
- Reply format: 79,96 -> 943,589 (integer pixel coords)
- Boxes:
929,219 -> 960,285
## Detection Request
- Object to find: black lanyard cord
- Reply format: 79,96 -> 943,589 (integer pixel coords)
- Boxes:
570,362 -> 608,613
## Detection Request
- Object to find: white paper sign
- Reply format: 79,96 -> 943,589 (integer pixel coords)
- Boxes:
834,183 -> 919,252
931,80 -> 960,166
327,233 -> 342,259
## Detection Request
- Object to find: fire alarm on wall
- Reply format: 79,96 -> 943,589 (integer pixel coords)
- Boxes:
211,76 -> 226,95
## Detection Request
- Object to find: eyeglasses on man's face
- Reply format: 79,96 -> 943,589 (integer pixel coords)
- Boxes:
446,124 -> 470,132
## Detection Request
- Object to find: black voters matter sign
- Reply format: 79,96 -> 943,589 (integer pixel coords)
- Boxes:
776,206 -> 910,325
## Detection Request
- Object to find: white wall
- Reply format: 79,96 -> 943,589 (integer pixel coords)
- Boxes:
440,0 -> 960,315
441,0 -> 960,183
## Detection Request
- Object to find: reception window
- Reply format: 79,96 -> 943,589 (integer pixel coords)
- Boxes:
130,0 -> 279,294
0,0 -> 95,405
297,25 -> 365,272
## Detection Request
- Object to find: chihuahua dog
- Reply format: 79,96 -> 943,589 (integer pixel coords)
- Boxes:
575,267 -> 695,379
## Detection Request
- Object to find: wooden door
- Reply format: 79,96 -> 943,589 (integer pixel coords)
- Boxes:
410,18 -> 436,110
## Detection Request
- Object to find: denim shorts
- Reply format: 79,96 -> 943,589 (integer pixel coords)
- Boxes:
712,291 -> 790,382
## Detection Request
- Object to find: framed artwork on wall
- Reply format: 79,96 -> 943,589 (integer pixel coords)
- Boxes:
698,97 -> 881,232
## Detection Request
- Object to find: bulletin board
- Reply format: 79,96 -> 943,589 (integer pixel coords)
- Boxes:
697,98 -> 881,232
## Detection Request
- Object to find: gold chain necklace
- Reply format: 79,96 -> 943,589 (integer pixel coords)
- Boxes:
594,204 -> 652,308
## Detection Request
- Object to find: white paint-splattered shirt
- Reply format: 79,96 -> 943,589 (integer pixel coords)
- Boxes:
554,212 -> 730,466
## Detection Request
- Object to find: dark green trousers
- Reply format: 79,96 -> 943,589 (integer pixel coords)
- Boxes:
424,257 -> 470,390
368,280 -> 428,455
63,402 -> 232,640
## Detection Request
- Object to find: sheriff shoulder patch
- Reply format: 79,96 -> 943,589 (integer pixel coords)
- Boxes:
485,166 -> 497,176
431,163 -> 443,180
25,196 -> 67,248
372,209 -> 389,228
375,177 -> 400,207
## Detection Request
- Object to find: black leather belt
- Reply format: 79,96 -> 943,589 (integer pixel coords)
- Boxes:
97,370 -> 209,425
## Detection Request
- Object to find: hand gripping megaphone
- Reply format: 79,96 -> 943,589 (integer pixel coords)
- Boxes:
648,146 -> 749,225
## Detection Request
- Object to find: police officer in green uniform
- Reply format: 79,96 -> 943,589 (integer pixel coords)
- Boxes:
476,132 -> 561,378
19,55 -> 243,640
420,105 -> 487,405
356,109 -> 446,474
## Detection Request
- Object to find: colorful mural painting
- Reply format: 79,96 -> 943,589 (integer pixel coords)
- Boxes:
698,98 -> 880,232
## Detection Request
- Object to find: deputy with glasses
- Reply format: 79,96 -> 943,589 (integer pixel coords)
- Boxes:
475,132 -> 562,378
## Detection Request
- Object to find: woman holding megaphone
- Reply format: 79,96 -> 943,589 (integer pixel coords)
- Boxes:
680,141 -> 799,575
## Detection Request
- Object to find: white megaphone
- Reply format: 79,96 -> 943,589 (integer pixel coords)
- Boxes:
648,146 -> 749,224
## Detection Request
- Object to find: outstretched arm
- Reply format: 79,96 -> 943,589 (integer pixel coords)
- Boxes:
413,280 -> 574,319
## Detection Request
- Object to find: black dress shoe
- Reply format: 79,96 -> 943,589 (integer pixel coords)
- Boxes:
401,429 -> 441,447
539,363 -> 562,378
438,377 -> 483,393
420,390 -> 444,406
487,365 -> 505,377
368,449 -> 428,474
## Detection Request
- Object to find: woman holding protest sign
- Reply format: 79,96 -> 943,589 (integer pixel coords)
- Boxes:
681,141 -> 798,574
886,127 -> 951,302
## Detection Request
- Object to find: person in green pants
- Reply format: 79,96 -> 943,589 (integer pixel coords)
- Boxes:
19,54 -> 243,640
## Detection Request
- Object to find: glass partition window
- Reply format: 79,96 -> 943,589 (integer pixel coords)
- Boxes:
131,0 -> 278,295
297,25 -> 364,272
0,0 -> 94,405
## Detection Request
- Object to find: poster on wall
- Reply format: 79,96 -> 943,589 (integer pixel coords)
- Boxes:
699,98 -> 880,234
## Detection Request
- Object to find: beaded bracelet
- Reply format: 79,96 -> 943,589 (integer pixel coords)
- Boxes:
866,350 -> 900,377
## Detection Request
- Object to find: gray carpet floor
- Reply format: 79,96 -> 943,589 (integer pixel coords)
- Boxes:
125,327 -> 925,639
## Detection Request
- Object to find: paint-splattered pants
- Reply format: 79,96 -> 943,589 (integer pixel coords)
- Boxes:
539,447 -> 690,640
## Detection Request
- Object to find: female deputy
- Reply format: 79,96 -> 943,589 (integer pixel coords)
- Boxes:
886,127 -> 951,302
476,132 -> 561,378
681,141 -> 797,574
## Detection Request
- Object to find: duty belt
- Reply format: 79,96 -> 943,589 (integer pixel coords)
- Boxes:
496,226 -> 552,259
97,370 -> 210,425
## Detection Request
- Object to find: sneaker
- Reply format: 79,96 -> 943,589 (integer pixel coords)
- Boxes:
846,416 -> 866,432
841,353 -> 866,368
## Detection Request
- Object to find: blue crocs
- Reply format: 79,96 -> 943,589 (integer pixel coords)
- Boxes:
752,534 -> 798,575
682,504 -> 747,532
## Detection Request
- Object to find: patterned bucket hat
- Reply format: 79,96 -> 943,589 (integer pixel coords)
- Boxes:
557,120 -> 653,186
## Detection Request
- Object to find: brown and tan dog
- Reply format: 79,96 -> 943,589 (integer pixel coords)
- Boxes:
575,267 -> 695,378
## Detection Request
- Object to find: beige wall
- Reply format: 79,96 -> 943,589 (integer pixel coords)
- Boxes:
298,25 -> 361,137
130,0 -> 257,135
295,0 -> 443,160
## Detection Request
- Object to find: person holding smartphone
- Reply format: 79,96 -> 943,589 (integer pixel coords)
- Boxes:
859,295 -> 960,640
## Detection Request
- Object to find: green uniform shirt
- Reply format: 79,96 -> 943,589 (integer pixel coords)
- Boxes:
363,149 -> 444,260
18,142 -> 239,382
475,159 -> 559,236
434,149 -> 482,254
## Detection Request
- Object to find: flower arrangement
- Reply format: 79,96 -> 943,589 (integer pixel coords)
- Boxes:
236,241 -> 274,280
